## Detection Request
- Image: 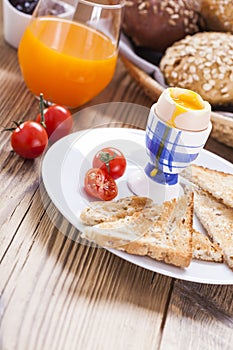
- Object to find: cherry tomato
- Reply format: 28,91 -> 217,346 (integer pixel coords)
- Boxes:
36,105 -> 73,143
84,168 -> 118,201
92,147 -> 126,179
11,121 -> 48,159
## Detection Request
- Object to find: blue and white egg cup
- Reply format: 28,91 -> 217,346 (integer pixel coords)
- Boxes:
128,103 -> 212,203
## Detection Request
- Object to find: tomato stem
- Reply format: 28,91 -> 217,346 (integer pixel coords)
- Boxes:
99,151 -> 116,174
13,120 -> 22,127
3,127 -> 16,132
3,120 -> 24,132
39,93 -> 46,128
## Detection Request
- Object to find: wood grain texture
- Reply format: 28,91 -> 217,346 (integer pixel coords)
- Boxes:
161,281 -> 233,350
0,2 -> 233,349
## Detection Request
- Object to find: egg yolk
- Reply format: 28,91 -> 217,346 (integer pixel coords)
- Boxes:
170,89 -> 204,110
168,88 -> 204,127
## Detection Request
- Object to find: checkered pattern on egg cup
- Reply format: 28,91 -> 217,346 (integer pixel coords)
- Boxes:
145,104 -> 212,185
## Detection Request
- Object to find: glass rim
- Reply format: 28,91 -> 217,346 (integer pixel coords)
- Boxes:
78,0 -> 125,10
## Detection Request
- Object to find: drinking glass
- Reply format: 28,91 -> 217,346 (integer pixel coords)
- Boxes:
18,0 -> 124,108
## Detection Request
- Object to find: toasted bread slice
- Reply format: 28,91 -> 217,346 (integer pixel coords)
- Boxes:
81,203 -> 164,249
145,191 -> 194,267
82,191 -> 194,268
194,190 -> 233,270
80,196 -> 153,226
192,229 -> 223,262
182,164 -> 233,208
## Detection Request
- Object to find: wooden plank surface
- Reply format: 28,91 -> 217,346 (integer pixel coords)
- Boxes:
161,280 -> 233,350
1,2 -> 233,349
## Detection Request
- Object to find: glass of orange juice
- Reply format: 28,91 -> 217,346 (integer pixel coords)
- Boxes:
18,0 -> 124,108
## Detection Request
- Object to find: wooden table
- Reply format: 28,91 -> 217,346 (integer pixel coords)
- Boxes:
1,5 -> 233,349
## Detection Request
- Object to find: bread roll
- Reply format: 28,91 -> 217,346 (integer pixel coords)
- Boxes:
122,0 -> 200,52
200,0 -> 233,33
160,32 -> 233,106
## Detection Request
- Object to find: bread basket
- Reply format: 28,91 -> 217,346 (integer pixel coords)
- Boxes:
121,56 -> 233,148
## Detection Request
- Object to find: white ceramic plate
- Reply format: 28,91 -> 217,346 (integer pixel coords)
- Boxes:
41,128 -> 233,284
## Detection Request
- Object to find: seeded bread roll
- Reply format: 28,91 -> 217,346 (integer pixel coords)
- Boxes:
200,0 -> 233,33
160,32 -> 233,106
122,0 -> 200,52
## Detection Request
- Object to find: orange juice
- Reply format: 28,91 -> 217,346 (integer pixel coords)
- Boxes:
18,17 -> 118,108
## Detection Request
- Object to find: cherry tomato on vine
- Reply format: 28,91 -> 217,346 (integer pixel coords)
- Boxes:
92,147 -> 126,179
36,105 -> 73,143
84,168 -> 118,201
10,121 -> 48,159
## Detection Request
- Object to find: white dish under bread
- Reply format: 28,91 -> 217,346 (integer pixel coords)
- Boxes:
41,128 -> 233,284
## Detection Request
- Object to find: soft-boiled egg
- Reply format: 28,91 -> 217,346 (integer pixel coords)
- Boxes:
155,87 -> 211,131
